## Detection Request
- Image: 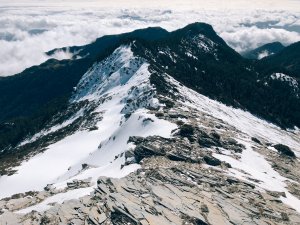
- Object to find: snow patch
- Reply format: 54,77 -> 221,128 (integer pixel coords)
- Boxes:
270,72 -> 298,89
18,187 -> 94,214
213,140 -> 300,212
192,34 -> 217,53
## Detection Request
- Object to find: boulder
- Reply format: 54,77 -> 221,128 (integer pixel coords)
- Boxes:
274,144 -> 296,158
179,124 -> 194,137
203,155 -> 221,166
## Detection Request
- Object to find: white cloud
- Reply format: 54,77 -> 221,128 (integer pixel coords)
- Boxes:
258,50 -> 271,60
0,1 -> 299,76
220,26 -> 300,53
2,0 -> 300,11
51,48 -> 74,61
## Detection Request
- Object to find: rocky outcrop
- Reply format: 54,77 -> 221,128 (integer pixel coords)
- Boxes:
273,144 -> 296,158
128,135 -> 225,167
2,153 -> 299,225
67,178 -> 92,189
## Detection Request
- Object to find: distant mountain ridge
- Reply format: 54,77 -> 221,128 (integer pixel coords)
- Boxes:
258,41 -> 300,77
242,42 -> 285,60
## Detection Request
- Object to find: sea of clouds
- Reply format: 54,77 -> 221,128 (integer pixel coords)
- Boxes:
0,0 -> 300,76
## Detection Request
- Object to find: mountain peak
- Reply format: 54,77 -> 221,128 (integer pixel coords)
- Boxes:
268,41 -> 284,47
181,22 -> 214,32
129,26 -> 169,40
172,22 -> 226,45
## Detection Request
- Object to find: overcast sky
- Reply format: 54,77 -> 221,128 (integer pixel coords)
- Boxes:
2,0 -> 300,10
0,0 -> 299,76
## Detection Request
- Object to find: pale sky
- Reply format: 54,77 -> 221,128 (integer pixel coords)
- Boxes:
1,0 -> 300,11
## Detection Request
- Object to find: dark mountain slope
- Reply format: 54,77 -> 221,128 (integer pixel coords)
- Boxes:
132,23 -> 300,128
258,41 -> 300,77
0,59 -> 90,121
243,42 -> 285,59
47,27 -> 169,59
0,58 -> 91,151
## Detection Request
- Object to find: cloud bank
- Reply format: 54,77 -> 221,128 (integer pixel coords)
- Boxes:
0,1 -> 299,76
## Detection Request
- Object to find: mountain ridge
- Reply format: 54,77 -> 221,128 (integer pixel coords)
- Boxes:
258,41 -> 300,77
0,22 -> 299,160
0,41 -> 300,224
243,42 -> 285,59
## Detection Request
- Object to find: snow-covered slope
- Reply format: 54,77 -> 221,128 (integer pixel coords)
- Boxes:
0,45 -> 177,200
168,74 -> 300,152
164,74 -> 300,212
0,41 -> 300,223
